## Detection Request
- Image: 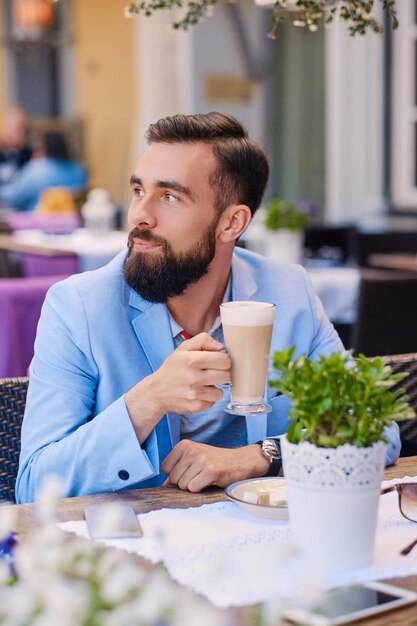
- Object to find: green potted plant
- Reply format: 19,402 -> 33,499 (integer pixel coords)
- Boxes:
263,198 -> 312,264
270,347 -> 414,573
264,199 -> 311,232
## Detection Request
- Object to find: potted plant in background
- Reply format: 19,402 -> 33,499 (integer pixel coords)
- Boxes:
270,348 -> 414,573
263,198 -> 313,264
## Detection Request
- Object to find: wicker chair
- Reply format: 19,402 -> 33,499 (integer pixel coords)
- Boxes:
383,354 -> 417,457
0,377 -> 28,503
0,221 -> 22,278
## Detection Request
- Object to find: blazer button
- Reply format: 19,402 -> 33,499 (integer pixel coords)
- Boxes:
118,470 -> 130,481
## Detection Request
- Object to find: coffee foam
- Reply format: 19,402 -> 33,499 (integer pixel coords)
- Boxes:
220,301 -> 275,326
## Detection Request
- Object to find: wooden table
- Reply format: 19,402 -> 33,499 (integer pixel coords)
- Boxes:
368,253 -> 417,273
0,228 -> 128,273
0,232 -> 75,257
6,457 -> 417,625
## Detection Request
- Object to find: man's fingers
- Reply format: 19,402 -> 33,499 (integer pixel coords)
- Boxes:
177,466 -> 205,491
179,332 -> 224,353
161,450 -> 180,475
182,383 -> 223,403
168,460 -> 194,488
184,350 -> 231,372
199,369 -> 230,387
186,469 -> 215,493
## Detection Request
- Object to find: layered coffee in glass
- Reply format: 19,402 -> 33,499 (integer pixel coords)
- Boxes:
220,301 -> 275,415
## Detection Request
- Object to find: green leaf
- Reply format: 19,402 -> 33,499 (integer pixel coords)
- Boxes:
270,348 -> 414,448
264,199 -> 310,232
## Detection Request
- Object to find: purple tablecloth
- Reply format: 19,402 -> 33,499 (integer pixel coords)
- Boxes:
21,253 -> 79,277
5,212 -> 81,233
0,274 -> 69,378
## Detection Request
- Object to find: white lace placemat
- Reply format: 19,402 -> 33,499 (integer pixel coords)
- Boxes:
59,475 -> 417,609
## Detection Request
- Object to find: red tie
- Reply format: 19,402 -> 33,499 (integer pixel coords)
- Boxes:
180,330 -> 193,341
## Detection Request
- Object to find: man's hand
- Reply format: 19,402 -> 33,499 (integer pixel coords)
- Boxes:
161,440 -> 270,492
154,333 -> 231,415
125,333 -> 231,443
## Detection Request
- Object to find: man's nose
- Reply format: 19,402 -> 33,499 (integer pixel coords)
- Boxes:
128,195 -> 157,228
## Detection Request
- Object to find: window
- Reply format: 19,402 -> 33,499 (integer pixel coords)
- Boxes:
2,0 -> 73,117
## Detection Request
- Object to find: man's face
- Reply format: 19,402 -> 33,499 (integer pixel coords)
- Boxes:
125,142 -> 220,302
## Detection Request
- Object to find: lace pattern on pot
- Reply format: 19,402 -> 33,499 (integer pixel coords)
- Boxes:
281,439 -> 386,491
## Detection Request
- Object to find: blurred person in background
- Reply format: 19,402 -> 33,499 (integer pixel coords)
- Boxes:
0,104 -> 32,185
0,131 -> 88,212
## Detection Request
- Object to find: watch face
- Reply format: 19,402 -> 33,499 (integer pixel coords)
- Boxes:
263,439 -> 280,461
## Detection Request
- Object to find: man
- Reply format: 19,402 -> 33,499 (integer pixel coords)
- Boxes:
16,112 -> 400,503
0,105 -> 32,185
0,131 -> 87,212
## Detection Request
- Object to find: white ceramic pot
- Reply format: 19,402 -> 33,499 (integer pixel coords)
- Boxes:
263,228 -> 303,264
281,436 -> 386,574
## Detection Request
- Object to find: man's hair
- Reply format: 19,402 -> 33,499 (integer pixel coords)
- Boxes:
146,112 -> 269,216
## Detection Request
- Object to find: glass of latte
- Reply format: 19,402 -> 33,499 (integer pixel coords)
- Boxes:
220,301 -> 275,415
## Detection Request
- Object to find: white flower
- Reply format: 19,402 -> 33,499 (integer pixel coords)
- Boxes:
35,476 -> 64,524
171,593 -> 229,626
31,579 -> 91,626
261,597 -> 286,626
100,559 -> 146,604
0,584 -> 38,624
0,559 -> 10,584
137,568 -> 178,623
0,505 -> 17,537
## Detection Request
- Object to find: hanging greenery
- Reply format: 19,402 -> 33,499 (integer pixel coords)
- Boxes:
125,0 -> 398,39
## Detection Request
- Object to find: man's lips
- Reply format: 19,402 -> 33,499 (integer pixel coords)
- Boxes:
132,238 -> 162,252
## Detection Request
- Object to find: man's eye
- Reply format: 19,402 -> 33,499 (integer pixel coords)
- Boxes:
164,192 -> 179,202
133,187 -> 144,197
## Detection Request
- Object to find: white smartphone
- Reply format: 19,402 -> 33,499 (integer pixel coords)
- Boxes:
284,581 -> 417,626
84,504 -> 143,539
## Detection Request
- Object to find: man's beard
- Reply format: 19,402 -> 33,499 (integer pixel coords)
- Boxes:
124,220 -> 217,303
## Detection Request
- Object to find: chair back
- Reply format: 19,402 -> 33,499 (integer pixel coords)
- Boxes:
0,377 -> 28,503
383,354 -> 417,457
351,270 -> 417,356
303,224 -> 357,265
351,231 -> 417,267
0,221 -> 22,278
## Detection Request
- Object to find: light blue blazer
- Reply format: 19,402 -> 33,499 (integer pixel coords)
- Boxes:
16,248 -> 401,503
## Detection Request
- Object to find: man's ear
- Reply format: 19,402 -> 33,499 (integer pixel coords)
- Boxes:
217,205 -> 252,243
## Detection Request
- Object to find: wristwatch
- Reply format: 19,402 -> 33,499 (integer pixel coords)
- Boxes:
256,438 -> 282,477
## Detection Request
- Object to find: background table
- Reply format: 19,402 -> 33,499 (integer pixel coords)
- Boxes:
308,266 -> 360,324
0,228 -> 128,274
369,253 -> 417,274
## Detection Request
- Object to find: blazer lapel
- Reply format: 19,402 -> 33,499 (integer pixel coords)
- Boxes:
231,252 -> 258,301
128,288 -> 180,447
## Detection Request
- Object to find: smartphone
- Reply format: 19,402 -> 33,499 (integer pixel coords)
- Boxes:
284,582 -> 417,626
84,504 -> 143,539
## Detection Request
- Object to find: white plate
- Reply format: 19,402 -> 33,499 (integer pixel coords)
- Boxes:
225,477 -> 288,520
